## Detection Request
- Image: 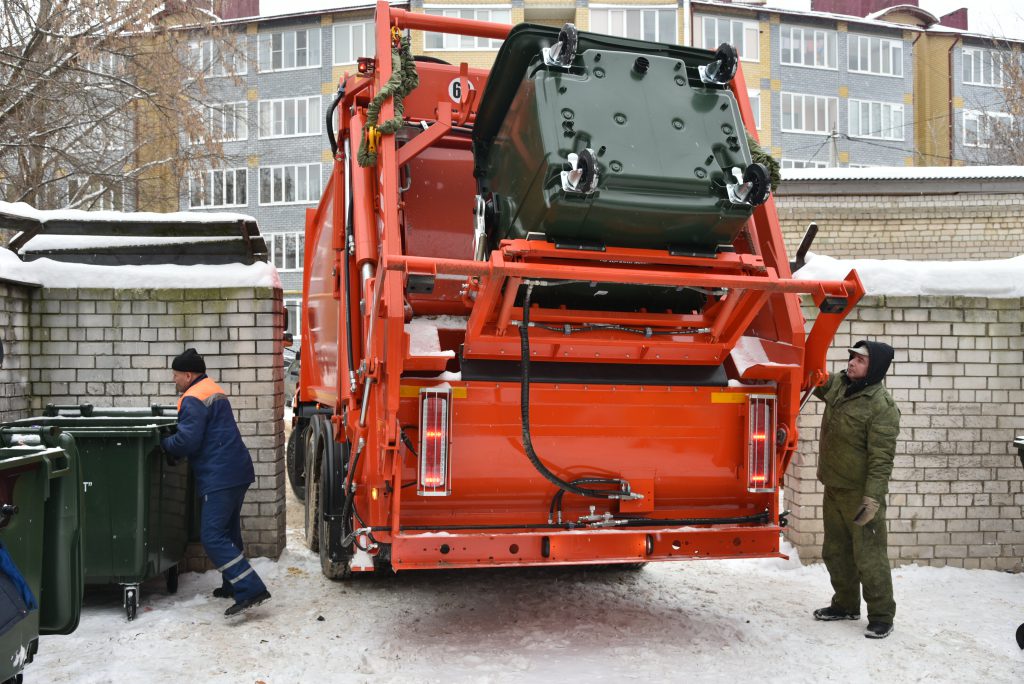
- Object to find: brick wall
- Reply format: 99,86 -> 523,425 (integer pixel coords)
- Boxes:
13,285 -> 286,565
784,295 -> 1024,570
775,190 -> 1024,261
0,279 -> 35,423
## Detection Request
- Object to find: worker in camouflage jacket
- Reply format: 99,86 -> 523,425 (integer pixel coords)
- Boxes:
811,340 -> 901,640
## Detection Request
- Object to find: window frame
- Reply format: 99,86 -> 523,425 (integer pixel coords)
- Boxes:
422,6 -> 512,51
68,177 -> 126,211
189,36 -> 248,78
590,5 -> 679,46
193,101 -> 249,144
333,20 -> 376,65
747,88 -> 762,130
258,96 -> 322,140
188,168 -> 248,209
961,47 -> 1011,88
962,109 -> 1013,148
780,25 -> 837,70
258,163 -> 323,205
847,34 -> 904,78
780,92 -> 839,134
780,159 -> 830,169
847,98 -> 905,141
699,15 -> 760,63
258,27 -> 322,73
283,296 -> 303,336
270,233 -> 307,273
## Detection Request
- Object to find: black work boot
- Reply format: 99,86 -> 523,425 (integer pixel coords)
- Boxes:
212,585 -> 234,600
865,621 -> 893,639
813,605 -> 860,621
224,590 -> 272,617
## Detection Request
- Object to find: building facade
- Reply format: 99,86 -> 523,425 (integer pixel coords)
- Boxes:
171,0 -> 1021,328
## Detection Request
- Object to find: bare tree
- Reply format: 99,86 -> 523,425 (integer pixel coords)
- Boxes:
961,41 -> 1024,165
0,0 -> 246,217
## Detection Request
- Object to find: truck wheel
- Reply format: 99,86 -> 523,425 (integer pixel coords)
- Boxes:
303,415 -> 327,552
319,446 -> 351,581
287,420 -> 307,501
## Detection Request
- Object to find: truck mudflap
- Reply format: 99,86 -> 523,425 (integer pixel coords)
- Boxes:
387,523 -> 786,570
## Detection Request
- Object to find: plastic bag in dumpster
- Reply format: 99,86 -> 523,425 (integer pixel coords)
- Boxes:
473,24 -> 770,256
0,541 -> 36,637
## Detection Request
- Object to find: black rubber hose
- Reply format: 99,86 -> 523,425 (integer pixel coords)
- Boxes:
519,285 -> 627,500
326,83 -> 344,155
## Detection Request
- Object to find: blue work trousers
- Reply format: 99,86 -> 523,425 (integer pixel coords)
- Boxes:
200,484 -> 267,602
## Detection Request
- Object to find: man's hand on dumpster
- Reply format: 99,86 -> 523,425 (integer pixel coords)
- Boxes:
149,444 -> 178,467
158,425 -> 178,438
853,496 -> 880,526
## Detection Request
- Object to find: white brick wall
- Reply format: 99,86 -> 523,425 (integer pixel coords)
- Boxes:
784,295 -> 1024,570
0,280 -> 35,423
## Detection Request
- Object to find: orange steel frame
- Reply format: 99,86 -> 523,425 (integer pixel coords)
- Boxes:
298,2 -> 865,571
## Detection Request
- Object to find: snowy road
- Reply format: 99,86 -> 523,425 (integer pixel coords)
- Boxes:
27,522 -> 1024,683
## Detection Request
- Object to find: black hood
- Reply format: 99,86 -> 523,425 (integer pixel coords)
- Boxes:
844,340 -> 894,397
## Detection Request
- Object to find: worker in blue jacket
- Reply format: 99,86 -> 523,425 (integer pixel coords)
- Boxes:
158,348 -> 271,617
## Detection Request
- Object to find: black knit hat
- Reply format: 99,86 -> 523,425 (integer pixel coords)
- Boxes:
172,348 -> 206,374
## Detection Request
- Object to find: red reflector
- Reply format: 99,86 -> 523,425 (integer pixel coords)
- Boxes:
747,395 -> 776,493
418,388 -> 452,496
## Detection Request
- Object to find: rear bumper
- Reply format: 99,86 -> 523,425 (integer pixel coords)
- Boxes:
386,524 -> 784,571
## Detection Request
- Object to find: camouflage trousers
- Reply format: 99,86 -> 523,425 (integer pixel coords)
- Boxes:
822,486 -> 896,624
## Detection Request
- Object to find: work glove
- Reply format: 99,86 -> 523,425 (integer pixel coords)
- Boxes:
148,444 -> 178,467
853,496 -> 880,526
158,424 -> 178,438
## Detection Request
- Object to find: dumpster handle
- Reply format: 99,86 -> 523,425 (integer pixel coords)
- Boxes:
45,452 -> 71,478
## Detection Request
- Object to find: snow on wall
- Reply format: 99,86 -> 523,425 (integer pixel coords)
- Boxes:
0,200 -> 254,225
0,248 -> 281,290
20,235 -> 243,251
794,252 -> 1024,298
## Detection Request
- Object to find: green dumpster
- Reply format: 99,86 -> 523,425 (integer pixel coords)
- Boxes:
2,415 -> 188,621
0,444 -> 71,682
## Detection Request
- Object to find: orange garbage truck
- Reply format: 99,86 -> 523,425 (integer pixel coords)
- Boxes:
289,2 -> 863,578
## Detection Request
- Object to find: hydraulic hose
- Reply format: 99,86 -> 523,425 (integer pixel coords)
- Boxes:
519,284 -> 631,500
326,83 -> 344,156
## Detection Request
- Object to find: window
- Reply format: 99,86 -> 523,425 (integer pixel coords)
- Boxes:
747,89 -> 761,129
258,96 -> 321,139
423,7 -> 511,50
334,21 -> 375,64
700,16 -> 759,61
848,35 -> 903,77
963,109 -> 1013,148
68,178 -> 125,211
259,164 -> 322,205
781,92 -> 838,134
283,297 -> 303,336
189,168 -> 247,208
962,48 -> 1010,87
591,6 -> 677,44
194,102 -> 249,143
780,26 -> 837,69
270,233 -> 306,272
258,28 -> 321,72
189,37 -> 248,77
848,99 -> 904,140
781,159 -> 829,169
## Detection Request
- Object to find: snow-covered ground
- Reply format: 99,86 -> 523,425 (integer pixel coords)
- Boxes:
26,522 -> 1024,683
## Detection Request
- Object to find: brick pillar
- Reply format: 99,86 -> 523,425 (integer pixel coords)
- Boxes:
0,280 -> 36,423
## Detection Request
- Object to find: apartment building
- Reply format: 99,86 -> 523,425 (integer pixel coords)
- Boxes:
172,0 -> 1021,327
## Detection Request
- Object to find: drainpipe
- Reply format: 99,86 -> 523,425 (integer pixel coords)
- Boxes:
947,34 -> 961,166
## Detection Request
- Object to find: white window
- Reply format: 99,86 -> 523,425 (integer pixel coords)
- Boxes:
848,99 -> 904,141
270,234 -> 306,272
591,6 -> 677,44
334,20 -> 375,64
194,102 -> 249,143
189,37 -> 248,77
423,7 -> 511,50
699,16 -> 759,61
780,26 -> 837,69
963,109 -> 1013,148
258,96 -> 321,139
747,89 -> 761,129
259,164 -> 322,205
781,92 -> 838,134
781,159 -> 829,169
258,28 -> 321,72
189,168 -> 247,208
848,35 -> 903,77
68,178 -> 125,211
283,296 -> 303,335
962,48 -> 1009,87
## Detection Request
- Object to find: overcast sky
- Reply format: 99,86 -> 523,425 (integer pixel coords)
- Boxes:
260,0 -> 1024,40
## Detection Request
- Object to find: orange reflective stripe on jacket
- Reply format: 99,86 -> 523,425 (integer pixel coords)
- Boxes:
177,377 -> 228,411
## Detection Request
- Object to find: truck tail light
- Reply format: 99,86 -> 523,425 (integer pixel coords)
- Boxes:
747,394 -> 776,493
418,387 -> 452,496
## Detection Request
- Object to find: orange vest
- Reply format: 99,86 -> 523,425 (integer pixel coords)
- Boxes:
177,377 -> 227,411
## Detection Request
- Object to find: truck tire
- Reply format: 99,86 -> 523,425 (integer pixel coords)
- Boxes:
303,415 -> 326,552
319,446 -> 352,581
287,420 -> 307,501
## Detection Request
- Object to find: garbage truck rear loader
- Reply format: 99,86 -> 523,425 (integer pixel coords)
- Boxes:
291,3 -> 864,578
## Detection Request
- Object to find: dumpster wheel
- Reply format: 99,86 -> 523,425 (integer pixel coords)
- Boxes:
123,584 -> 139,621
166,564 -> 179,594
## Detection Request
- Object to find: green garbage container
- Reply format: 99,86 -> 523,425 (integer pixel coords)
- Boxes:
0,444 -> 71,683
2,415 -> 188,621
